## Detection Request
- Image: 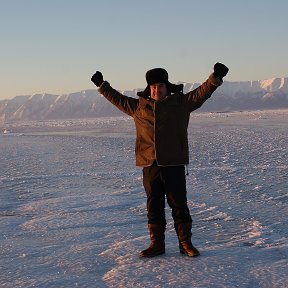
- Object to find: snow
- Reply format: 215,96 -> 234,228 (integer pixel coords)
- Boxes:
1,110 -> 288,287
260,78 -> 287,91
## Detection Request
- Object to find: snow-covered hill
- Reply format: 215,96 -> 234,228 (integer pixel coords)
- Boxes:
1,77 -> 287,122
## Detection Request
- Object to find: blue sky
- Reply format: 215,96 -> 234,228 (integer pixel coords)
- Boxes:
1,0 -> 287,100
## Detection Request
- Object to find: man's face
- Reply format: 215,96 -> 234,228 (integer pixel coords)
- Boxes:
150,83 -> 168,101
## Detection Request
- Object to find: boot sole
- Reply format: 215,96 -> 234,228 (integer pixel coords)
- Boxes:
139,250 -> 165,258
180,249 -> 200,257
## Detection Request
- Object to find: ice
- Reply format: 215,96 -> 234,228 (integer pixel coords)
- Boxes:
1,110 -> 288,287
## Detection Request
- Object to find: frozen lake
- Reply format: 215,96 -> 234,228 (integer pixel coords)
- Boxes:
1,110 -> 287,287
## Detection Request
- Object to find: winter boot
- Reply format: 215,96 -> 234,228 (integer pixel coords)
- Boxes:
139,224 -> 165,258
175,222 -> 200,257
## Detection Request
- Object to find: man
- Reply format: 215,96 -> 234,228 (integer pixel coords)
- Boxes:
91,63 -> 229,257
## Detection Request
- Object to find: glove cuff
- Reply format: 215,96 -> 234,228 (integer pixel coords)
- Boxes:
209,74 -> 223,86
98,81 -> 110,93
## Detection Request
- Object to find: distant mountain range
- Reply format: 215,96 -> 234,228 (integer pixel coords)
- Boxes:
1,77 -> 288,123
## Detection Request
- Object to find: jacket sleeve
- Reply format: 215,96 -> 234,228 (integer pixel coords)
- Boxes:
98,81 -> 139,117
183,74 -> 223,112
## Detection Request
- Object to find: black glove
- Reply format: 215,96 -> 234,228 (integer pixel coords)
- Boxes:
213,63 -> 229,80
91,71 -> 104,87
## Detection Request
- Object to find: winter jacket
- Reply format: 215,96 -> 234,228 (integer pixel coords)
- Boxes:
98,74 -> 222,167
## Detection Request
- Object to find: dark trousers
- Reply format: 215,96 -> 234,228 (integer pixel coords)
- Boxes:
143,164 -> 192,226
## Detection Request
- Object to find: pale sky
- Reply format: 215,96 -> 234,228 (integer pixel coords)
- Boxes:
1,0 -> 287,100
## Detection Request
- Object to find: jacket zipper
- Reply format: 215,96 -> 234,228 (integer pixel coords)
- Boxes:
153,101 -> 158,164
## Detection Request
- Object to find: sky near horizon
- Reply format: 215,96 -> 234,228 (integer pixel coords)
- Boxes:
1,0 -> 288,100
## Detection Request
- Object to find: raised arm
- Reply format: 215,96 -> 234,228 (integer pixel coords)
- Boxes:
183,63 -> 229,112
91,71 -> 138,117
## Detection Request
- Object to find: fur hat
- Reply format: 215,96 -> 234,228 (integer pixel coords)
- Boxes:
137,68 -> 183,98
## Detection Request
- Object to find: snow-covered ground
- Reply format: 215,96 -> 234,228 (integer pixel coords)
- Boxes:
1,110 -> 287,288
